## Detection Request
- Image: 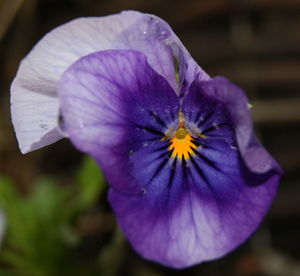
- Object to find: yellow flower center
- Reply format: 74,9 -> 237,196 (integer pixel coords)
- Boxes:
169,128 -> 196,160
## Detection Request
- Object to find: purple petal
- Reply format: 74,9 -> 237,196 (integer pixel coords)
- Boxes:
109,174 -> 278,268
186,77 -> 282,174
11,10 -> 208,153
58,49 -> 179,194
108,82 -> 281,268
59,49 -> 281,268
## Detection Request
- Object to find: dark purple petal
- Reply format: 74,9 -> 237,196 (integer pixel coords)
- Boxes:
59,51 -> 281,268
182,80 -> 282,187
186,77 -> 282,175
58,49 -> 179,194
108,82 -> 281,268
11,11 -> 208,153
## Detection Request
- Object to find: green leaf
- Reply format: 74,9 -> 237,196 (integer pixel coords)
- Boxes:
76,156 -> 106,209
0,161 -> 107,275
0,176 -> 33,255
0,249 -> 45,276
0,176 -> 76,274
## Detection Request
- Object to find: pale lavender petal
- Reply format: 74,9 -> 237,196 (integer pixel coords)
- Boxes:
10,84 -> 61,153
11,10 -> 208,153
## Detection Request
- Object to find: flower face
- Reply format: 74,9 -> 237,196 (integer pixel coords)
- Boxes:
11,11 -> 282,268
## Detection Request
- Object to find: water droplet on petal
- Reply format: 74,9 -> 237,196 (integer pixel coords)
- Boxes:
138,17 -> 171,41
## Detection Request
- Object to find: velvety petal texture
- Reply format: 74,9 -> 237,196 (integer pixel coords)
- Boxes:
189,77 -> 279,174
59,50 -> 179,194
11,10 -> 208,153
58,49 -> 281,268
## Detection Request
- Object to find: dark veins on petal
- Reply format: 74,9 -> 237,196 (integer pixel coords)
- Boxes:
125,95 -> 247,205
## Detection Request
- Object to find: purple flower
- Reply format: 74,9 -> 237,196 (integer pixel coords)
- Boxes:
11,11 -> 282,268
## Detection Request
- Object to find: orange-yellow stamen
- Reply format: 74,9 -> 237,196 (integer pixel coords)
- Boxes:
169,128 -> 196,160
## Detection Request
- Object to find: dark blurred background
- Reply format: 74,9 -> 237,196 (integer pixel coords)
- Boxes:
1,0 -> 300,275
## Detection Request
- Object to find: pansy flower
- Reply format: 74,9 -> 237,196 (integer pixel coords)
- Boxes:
11,11 -> 282,268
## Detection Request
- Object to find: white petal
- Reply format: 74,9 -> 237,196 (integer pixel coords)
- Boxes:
11,82 -> 61,153
11,10 -> 208,153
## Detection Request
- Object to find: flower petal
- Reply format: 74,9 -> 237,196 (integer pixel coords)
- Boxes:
108,79 -> 281,268
11,10 -> 208,153
109,173 -> 278,268
10,86 -> 62,153
58,49 -> 179,194
58,49 -> 281,268
185,77 -> 282,174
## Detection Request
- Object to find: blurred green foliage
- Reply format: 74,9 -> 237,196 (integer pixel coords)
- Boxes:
76,156 -> 105,210
0,156 -> 109,276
